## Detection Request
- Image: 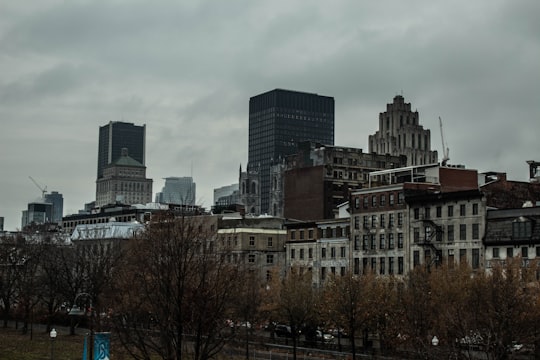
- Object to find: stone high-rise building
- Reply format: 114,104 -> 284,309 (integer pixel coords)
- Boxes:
369,95 -> 438,166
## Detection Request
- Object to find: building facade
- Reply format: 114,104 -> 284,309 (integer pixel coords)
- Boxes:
155,177 -> 196,205
350,165 -> 484,276
368,95 -> 438,166
95,148 -> 153,207
44,191 -> 64,224
277,142 -> 407,220
97,121 -> 146,180
248,89 -> 335,214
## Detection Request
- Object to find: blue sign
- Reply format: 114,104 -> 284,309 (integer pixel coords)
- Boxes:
93,332 -> 111,360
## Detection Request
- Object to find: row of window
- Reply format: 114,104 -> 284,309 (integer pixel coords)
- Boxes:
354,212 -> 405,229
353,256 -> 405,276
412,223 -> 480,242
353,192 -> 405,210
413,203 -> 479,219
492,246 -> 540,259
355,233 -> 405,251
290,246 -> 347,260
412,248 -> 481,269
290,226 -> 350,240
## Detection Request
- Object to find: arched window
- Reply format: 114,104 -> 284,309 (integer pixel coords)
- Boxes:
251,181 -> 256,194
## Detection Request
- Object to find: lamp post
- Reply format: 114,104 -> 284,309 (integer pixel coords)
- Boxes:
49,328 -> 57,360
68,293 -> 93,360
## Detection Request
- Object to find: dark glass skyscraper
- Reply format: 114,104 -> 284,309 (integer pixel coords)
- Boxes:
97,121 -> 146,179
248,89 -> 335,214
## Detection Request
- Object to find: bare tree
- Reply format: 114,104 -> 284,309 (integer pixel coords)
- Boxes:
111,213 -> 240,360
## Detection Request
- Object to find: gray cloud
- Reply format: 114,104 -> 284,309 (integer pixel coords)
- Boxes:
1,0 -> 538,230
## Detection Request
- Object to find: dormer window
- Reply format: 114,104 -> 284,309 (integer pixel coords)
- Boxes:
512,217 -> 532,239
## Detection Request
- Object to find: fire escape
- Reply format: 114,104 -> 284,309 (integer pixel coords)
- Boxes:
417,215 -> 443,270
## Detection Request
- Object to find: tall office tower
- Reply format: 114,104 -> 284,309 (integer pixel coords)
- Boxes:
368,95 -> 438,166
248,89 -> 335,214
44,191 -> 64,223
155,177 -> 196,205
97,121 -> 146,179
21,199 -> 53,228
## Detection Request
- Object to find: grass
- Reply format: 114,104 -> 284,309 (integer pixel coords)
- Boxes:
0,326 -> 87,360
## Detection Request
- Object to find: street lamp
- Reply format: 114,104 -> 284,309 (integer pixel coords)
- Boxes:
68,293 -> 94,360
432,335 -> 439,346
49,328 -> 57,360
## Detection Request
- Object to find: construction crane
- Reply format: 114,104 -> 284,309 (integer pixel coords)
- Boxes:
29,176 -> 47,198
439,117 -> 450,166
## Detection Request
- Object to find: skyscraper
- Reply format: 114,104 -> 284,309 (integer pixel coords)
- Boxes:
44,191 -> 64,223
97,121 -> 146,179
155,177 -> 196,205
248,89 -> 335,214
368,95 -> 438,166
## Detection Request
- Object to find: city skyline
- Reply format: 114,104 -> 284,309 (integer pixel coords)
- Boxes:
1,1 -> 539,231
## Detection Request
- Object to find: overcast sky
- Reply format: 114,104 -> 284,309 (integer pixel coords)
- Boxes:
1,0 -> 538,231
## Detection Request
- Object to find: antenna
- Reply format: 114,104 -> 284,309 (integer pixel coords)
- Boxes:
29,176 -> 47,198
439,117 -> 450,166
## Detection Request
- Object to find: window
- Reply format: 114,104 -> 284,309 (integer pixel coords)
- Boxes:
354,197 -> 360,209
414,208 -> 420,220
300,249 -> 304,259
460,249 -> 467,263
290,231 -> 295,240
413,250 -> 420,267
266,254 -> 274,264
380,214 -> 386,228
380,194 -> 386,206
299,230 -> 304,240
398,212 -> 404,226
363,216 -> 369,228
436,206 -> 442,218
460,224 -> 466,240
389,213 -> 395,227
398,233 -> 404,249
372,195 -> 377,207
472,249 -> 480,269
249,236 -> 255,246
398,257 -> 404,274
513,221 -> 532,238
472,224 -> 479,239
363,235 -> 369,250
472,203 -> 478,215
354,258 -> 360,275
248,254 -> 255,263
267,237 -> 273,247
389,233 -> 395,249
309,248 -> 313,259
321,248 -> 326,258
389,193 -> 395,205
370,234 -> 376,250
379,234 -> 386,249
448,205 -> 454,217
389,257 -> 394,274
460,204 -> 466,217
492,247 -> 499,258
371,215 -> 377,228
507,247 -> 513,258
363,196 -> 369,208
291,249 -> 295,259
522,247 -> 528,258
331,267 -> 336,275
331,247 -> 336,258
363,258 -> 368,274
380,258 -> 385,275
308,229 -> 314,238
354,216 -> 360,229
448,225 -> 454,242
424,207 -> 430,219
321,267 -> 326,280
371,258 -> 376,271
398,192 -> 404,204
414,227 -> 420,242
340,246 -> 346,258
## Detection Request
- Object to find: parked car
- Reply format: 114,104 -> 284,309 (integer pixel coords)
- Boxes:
274,324 -> 293,338
316,330 -> 334,343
